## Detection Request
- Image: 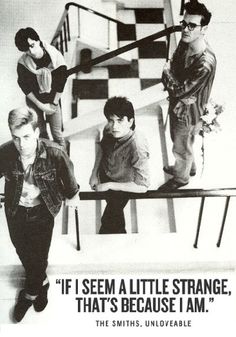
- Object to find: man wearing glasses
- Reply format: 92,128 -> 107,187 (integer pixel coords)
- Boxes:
158,1 -> 216,191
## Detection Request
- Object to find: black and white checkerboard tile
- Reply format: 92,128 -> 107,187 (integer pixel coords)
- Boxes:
73,7 -> 167,103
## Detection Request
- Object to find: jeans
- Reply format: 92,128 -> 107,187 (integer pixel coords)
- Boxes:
170,114 -> 196,184
26,98 -> 65,148
99,191 -> 129,234
7,203 -> 54,295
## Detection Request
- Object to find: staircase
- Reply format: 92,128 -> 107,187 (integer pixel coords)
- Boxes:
73,3 -> 167,115
1,0 -> 236,327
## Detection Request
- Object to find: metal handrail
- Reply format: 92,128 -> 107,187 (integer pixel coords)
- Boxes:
1,188 -> 235,250
75,188 -> 236,251
79,188 -> 236,200
65,2 -> 124,25
51,1 -> 125,51
66,25 -> 181,77
51,1 -> 181,70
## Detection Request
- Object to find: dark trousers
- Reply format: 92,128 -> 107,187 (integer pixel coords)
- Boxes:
6,204 -> 54,295
99,191 -> 129,234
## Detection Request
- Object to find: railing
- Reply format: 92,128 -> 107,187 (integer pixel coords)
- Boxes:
51,2 -> 125,53
73,188 -> 236,251
51,2 -> 181,69
1,188 -> 235,251
66,25 -> 181,77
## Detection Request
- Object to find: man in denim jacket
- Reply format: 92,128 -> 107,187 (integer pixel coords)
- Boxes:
0,107 -> 79,322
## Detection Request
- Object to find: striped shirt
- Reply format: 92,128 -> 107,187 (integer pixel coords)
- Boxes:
162,40 -> 216,125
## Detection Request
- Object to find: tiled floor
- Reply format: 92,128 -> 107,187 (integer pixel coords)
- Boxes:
74,7 -> 167,102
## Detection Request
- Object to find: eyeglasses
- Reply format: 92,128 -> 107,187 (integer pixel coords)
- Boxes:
180,20 -> 202,31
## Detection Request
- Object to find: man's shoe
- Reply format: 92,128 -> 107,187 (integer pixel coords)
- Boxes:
158,178 -> 188,191
33,283 -> 50,312
13,290 -> 33,322
163,166 -> 174,175
163,166 -> 196,177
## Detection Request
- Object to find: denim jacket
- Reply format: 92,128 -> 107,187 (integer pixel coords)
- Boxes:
0,139 -> 79,218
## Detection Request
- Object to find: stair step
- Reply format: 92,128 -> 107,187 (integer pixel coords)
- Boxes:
77,67 -> 109,79
138,41 -> 167,58
108,78 -> 141,97
138,58 -> 166,78
135,23 -> 166,40
73,79 -> 108,99
117,22 -> 136,40
71,6 -> 167,102
134,8 -> 164,23
1,233 -> 235,277
140,78 -> 162,90
107,59 -> 139,78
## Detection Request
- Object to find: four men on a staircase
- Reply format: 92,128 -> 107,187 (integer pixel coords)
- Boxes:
0,0 -> 218,323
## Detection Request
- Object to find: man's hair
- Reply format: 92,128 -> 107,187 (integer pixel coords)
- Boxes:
8,107 -> 38,131
184,1 -> 212,26
15,27 -> 40,52
104,96 -> 135,130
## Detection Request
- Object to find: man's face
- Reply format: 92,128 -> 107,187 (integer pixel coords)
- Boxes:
107,114 -> 133,139
181,13 -> 206,44
11,124 -> 39,157
26,38 -> 43,59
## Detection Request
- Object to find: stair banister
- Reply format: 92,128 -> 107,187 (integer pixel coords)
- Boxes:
66,25 -> 181,77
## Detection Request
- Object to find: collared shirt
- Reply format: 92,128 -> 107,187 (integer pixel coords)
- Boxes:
162,40 -> 216,125
100,129 -> 150,187
0,139 -> 79,217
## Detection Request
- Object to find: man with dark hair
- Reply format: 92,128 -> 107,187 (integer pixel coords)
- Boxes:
158,0 -> 216,191
89,96 -> 149,234
0,107 -> 79,322
15,27 -> 67,148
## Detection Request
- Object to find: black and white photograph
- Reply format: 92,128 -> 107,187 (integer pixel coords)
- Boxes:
0,0 -> 236,336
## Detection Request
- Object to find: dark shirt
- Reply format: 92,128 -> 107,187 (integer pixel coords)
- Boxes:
17,50 -> 67,104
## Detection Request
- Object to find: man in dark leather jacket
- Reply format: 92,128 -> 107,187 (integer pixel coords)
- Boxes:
0,107 -> 79,322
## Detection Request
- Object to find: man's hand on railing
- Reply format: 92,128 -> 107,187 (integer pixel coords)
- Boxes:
89,173 -> 99,190
93,182 -> 148,193
65,191 -> 80,208
94,183 -> 110,192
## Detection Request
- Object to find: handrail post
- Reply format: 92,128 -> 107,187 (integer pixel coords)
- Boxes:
75,207 -> 80,250
66,13 -> 70,41
166,33 -> 170,61
107,20 -> 110,50
60,31 -> 64,55
216,196 -> 230,247
62,201 -> 69,234
78,8 -> 80,38
63,22 -> 68,53
193,196 -> 205,248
